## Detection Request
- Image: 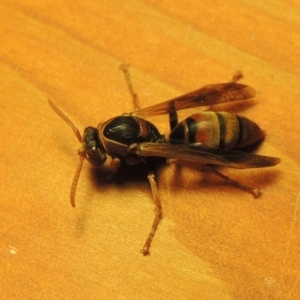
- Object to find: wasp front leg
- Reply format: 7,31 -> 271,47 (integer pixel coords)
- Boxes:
106,158 -> 122,182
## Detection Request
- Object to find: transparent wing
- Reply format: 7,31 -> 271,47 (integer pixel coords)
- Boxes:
132,83 -> 256,118
127,142 -> 280,169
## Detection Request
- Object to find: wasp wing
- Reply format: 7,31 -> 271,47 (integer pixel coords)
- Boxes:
132,83 -> 256,118
128,142 -> 280,169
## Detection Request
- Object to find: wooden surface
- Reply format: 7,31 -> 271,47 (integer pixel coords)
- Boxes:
1,1 -> 300,299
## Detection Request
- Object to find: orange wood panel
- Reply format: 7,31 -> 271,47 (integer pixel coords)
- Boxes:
1,0 -> 299,299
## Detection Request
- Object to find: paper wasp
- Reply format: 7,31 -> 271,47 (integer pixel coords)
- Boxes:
49,65 -> 280,255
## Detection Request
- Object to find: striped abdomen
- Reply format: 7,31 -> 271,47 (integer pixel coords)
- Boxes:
169,112 -> 265,149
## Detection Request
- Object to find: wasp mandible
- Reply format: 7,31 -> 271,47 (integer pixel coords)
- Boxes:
49,65 -> 280,255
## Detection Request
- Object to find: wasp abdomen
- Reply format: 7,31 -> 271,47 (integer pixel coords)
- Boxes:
169,112 -> 265,149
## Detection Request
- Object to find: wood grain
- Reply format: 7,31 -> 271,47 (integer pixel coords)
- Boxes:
1,0 -> 300,299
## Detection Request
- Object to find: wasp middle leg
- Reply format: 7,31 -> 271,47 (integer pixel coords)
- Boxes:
141,171 -> 162,256
120,64 -> 141,111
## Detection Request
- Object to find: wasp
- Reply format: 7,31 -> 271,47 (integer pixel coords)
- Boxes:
49,65 -> 280,255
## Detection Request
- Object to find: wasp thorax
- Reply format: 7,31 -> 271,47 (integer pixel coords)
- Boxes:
83,127 -> 107,166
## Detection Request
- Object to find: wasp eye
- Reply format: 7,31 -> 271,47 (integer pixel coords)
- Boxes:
83,127 -> 107,166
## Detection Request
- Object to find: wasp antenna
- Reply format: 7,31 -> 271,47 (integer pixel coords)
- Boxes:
70,155 -> 84,207
48,100 -> 83,143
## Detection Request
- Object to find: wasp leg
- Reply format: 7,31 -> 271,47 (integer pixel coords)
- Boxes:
207,165 -> 262,198
230,71 -> 243,83
119,64 -> 141,111
106,158 -> 122,182
141,171 -> 162,256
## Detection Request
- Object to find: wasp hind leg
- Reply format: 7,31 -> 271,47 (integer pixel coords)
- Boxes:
230,71 -> 243,83
141,171 -> 163,256
120,64 -> 141,111
207,165 -> 262,198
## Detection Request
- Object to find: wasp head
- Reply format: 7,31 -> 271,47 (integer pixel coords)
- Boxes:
82,127 -> 107,166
